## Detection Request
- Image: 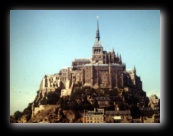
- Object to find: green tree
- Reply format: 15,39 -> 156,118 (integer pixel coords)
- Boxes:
109,88 -> 119,96
40,97 -> 47,105
14,111 -> 22,121
71,88 -> 82,100
57,97 -> 63,106
22,103 -> 33,121
130,105 -> 141,119
10,115 -> 17,123
23,103 -> 32,114
62,97 -> 69,110
92,101 -> 99,109
70,100 -> 78,110
47,91 -> 59,104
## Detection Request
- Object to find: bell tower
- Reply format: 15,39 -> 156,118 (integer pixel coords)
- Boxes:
92,16 -> 104,64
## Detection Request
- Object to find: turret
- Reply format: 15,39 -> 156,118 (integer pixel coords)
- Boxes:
134,65 -> 136,75
92,16 -> 103,64
119,54 -> 122,64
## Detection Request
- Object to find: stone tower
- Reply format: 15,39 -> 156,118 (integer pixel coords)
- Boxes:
92,17 -> 104,64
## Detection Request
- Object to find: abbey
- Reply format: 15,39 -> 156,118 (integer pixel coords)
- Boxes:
36,18 -> 144,101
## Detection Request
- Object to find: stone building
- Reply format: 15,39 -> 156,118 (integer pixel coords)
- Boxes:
105,110 -> 131,123
36,18 -> 144,99
83,108 -> 105,123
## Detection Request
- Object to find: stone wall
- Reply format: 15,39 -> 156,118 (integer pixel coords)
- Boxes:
33,105 -> 58,116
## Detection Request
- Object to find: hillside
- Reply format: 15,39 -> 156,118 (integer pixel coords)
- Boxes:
10,84 -> 152,123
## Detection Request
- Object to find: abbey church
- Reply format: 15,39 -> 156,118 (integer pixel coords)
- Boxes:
37,18 -> 144,101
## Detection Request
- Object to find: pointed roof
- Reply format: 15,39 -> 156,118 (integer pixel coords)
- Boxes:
96,16 -> 100,41
133,65 -> 136,74
134,65 -> 136,71
119,54 -> 122,63
93,16 -> 102,47
112,48 -> 115,53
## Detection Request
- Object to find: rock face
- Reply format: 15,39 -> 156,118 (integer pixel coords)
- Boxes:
29,105 -> 59,123
29,104 -> 77,123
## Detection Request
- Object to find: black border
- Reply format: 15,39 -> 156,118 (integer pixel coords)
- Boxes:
1,0 -> 171,134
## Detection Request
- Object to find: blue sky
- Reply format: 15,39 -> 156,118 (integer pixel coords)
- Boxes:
10,10 -> 160,115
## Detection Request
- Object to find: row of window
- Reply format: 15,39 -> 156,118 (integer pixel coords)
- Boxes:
84,121 -> 103,123
84,116 -> 103,120
62,69 -> 68,72
93,55 -> 103,58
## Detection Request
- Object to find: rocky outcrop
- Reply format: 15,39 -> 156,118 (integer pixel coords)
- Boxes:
29,105 -> 59,123
28,104 -> 79,123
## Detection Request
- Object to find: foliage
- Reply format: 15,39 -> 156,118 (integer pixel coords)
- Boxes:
14,111 -> 22,120
109,88 -> 119,96
92,101 -> 99,108
71,88 -> 82,100
119,102 -> 129,110
22,103 -> 33,121
70,100 -> 78,110
57,97 -> 63,106
23,103 -> 32,114
46,91 -> 60,104
40,97 -> 47,105
10,115 -> 17,123
130,105 -> 141,119
62,97 -> 69,110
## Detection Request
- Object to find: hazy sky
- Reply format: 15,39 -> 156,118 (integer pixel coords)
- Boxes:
10,10 -> 160,115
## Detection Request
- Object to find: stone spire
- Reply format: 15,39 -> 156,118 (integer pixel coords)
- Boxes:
112,48 -> 115,53
96,16 -> 100,41
119,54 -> 122,64
134,65 -> 136,74
94,16 -> 102,47
124,63 -> 126,70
